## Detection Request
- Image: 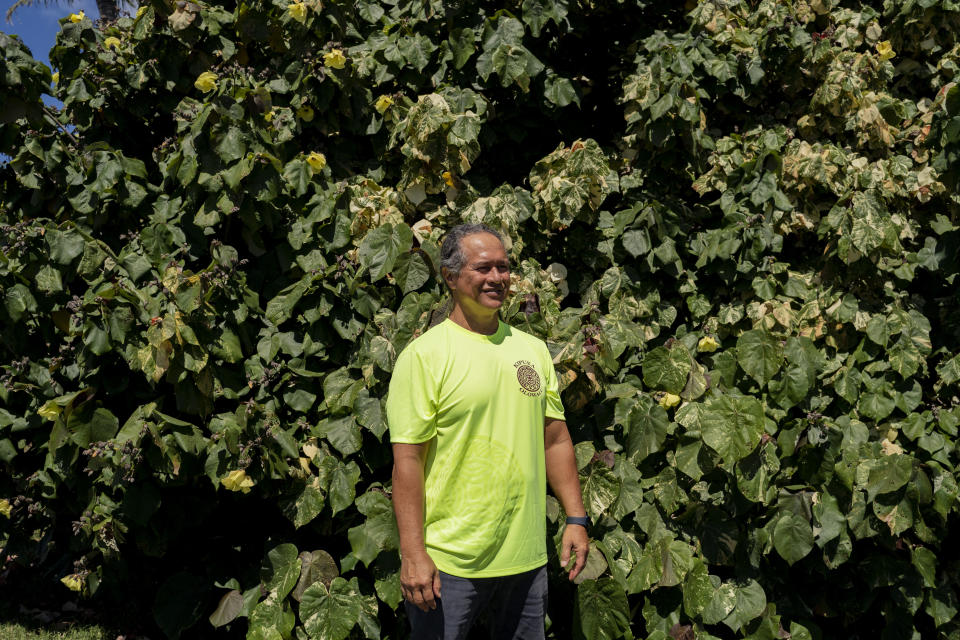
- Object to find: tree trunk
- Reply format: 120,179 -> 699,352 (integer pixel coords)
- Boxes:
95,0 -> 119,22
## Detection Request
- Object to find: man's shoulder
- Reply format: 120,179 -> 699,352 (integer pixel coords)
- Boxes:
502,323 -> 549,349
396,321 -> 452,358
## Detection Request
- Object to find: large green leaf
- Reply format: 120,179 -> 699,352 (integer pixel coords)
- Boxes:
721,580 -> 767,632
260,543 -> 302,599
574,577 -> 631,640
642,343 -> 692,394
581,460 -> 621,521
358,223 -> 414,282
736,329 -> 784,386
700,394 -> 765,466
347,491 -> 399,566
773,512 -> 815,565
300,577 -> 362,640
623,396 -> 672,463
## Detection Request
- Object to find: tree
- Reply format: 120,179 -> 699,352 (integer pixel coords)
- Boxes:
2,1 -> 960,639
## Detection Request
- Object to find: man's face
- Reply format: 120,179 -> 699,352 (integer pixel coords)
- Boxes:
445,233 -> 511,312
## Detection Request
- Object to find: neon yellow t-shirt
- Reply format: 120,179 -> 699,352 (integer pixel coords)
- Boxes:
386,318 -> 565,578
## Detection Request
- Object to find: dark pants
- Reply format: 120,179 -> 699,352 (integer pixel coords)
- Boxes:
405,565 -> 548,640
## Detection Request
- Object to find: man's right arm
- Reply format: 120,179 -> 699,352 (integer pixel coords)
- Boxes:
392,441 -> 441,612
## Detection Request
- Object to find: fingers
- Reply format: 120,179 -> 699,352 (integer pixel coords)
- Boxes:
400,554 -> 441,612
560,539 -> 572,570
569,542 -> 588,581
420,582 -> 438,611
402,582 -> 437,612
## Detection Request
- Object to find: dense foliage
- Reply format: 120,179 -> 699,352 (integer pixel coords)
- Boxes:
3,0 -> 960,638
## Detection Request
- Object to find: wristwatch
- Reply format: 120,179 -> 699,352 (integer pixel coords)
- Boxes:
565,516 -> 590,527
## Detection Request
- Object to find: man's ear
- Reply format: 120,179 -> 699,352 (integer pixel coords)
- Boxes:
441,267 -> 457,289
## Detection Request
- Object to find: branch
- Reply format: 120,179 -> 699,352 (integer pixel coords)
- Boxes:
41,104 -> 80,147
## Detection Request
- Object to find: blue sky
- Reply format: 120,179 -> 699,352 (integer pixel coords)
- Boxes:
3,0 -> 100,70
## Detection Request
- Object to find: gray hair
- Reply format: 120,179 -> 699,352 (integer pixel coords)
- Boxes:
440,223 -> 504,277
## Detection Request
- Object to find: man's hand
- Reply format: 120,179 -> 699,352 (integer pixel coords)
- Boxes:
560,524 -> 590,581
400,550 -> 442,611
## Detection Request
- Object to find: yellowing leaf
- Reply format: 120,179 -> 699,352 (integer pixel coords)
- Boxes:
324,49 -> 347,69
881,438 -> 904,456
194,71 -> 218,93
51,72 -> 59,84
0,499 -> 11,518
222,469 -> 255,494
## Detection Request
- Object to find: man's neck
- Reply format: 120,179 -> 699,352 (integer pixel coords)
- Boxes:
448,305 -> 500,335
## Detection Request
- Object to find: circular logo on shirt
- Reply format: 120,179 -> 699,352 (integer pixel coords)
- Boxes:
514,360 -> 542,396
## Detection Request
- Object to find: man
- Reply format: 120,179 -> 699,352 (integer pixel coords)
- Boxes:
386,223 -> 589,640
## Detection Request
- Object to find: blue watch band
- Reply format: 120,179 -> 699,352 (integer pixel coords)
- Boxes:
565,516 -> 590,527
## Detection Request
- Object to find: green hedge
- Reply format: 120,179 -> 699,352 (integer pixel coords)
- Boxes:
2,0 -> 960,638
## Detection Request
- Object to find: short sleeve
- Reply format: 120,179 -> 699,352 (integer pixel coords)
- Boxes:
541,343 -> 565,421
386,345 -> 439,444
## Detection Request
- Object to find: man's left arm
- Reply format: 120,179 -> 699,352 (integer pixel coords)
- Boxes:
544,418 -> 589,581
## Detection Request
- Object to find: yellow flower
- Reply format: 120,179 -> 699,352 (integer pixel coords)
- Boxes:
0,499 -> 11,518
194,71 -> 218,93
442,171 -> 455,187
104,36 -> 121,50
324,49 -> 346,69
659,392 -> 681,409
38,401 -> 62,421
263,110 -> 275,122
374,95 -> 394,114
61,574 -> 83,592
221,469 -> 255,494
306,151 -> 327,172
876,40 -> 895,61
297,104 -> 315,121
288,1 -> 308,23
136,5 -> 148,18
68,11 -> 85,22
697,336 -> 719,352
52,72 -> 59,85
